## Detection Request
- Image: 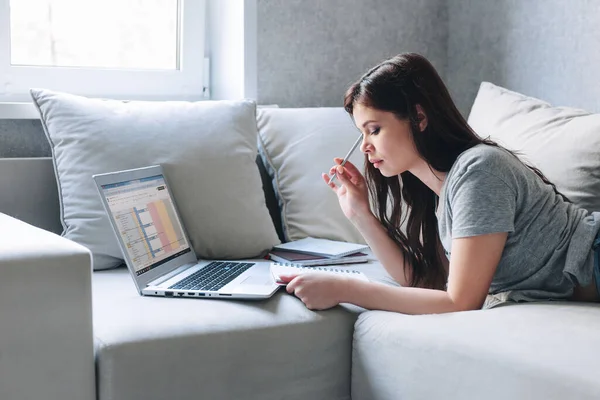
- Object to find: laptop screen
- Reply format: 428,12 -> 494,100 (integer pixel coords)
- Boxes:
100,174 -> 191,276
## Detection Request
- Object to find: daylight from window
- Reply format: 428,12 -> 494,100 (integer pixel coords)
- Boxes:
9,0 -> 179,70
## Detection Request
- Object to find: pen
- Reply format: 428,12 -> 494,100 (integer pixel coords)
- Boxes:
327,134 -> 363,185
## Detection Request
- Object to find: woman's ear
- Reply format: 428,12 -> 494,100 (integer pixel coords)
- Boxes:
415,104 -> 428,132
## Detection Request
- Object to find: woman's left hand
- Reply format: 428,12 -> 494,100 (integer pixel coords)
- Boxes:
279,274 -> 349,310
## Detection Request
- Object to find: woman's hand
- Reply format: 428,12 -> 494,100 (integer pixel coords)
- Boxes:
279,273 -> 350,311
322,158 -> 371,224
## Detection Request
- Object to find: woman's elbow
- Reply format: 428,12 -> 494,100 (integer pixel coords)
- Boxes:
447,295 -> 485,313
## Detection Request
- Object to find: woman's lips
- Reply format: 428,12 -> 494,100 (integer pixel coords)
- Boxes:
371,159 -> 383,168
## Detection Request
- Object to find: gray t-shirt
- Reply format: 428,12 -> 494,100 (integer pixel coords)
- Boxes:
437,144 -> 600,308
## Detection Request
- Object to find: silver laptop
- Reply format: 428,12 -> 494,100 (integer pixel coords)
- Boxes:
93,165 -> 280,300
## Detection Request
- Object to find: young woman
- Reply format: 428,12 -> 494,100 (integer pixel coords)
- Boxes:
281,53 -> 600,313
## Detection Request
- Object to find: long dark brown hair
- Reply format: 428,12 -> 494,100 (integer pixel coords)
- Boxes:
343,53 -> 567,290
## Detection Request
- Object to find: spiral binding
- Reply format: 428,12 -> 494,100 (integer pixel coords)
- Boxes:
272,262 -> 362,274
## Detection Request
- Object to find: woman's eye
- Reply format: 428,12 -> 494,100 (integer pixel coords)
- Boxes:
370,127 -> 380,135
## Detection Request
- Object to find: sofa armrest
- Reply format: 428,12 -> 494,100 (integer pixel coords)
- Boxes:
0,214 -> 95,400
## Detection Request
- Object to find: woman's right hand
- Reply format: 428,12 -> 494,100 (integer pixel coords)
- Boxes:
322,158 -> 372,224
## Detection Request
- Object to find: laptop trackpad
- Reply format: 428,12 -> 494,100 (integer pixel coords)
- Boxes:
240,275 -> 273,286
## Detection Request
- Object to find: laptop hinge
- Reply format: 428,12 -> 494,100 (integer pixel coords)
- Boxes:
146,264 -> 193,287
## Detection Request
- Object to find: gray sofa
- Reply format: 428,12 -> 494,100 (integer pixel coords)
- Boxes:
2,83 -> 600,400
0,156 -> 384,400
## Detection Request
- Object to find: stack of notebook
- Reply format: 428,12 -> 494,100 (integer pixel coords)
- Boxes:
268,237 -> 370,267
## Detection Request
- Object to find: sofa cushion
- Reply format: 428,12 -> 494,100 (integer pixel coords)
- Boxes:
257,107 -> 366,243
91,251 -> 397,400
0,158 -> 62,234
468,82 -> 600,213
30,88 -> 280,270
92,267 -> 358,400
352,303 -> 600,400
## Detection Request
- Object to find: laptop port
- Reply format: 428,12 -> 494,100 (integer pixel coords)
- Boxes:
197,293 -> 205,296
219,293 -> 232,296
178,292 -> 184,296
165,291 -> 173,297
188,293 -> 195,296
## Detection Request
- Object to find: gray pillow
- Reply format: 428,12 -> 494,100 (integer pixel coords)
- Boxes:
31,88 -> 280,270
468,82 -> 600,214
257,107 -> 366,244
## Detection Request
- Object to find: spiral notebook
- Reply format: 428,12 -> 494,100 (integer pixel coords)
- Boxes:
270,262 -> 369,285
273,237 -> 369,259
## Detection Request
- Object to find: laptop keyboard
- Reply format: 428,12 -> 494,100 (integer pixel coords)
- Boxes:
169,261 -> 254,291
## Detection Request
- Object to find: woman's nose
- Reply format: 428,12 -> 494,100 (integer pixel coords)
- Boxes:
360,137 -> 371,153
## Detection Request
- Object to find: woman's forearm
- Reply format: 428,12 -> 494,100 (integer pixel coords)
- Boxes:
341,279 -> 465,315
352,213 -> 413,286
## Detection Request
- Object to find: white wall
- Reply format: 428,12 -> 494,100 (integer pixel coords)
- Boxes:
206,0 -> 257,100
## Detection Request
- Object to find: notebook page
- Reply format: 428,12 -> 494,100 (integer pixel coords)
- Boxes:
270,262 -> 369,284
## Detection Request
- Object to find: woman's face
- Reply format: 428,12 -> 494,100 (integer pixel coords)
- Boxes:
352,103 -> 422,177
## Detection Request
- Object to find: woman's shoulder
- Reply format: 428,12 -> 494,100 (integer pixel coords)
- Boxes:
453,143 -> 516,173
445,144 -> 523,192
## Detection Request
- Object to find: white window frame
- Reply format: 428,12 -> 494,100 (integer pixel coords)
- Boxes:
0,0 -> 206,104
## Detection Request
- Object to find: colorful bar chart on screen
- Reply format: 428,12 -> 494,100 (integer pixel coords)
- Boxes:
102,175 -> 190,274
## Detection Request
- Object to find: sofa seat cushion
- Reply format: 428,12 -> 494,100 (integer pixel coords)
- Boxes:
92,265 -> 377,400
352,303 -> 600,400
